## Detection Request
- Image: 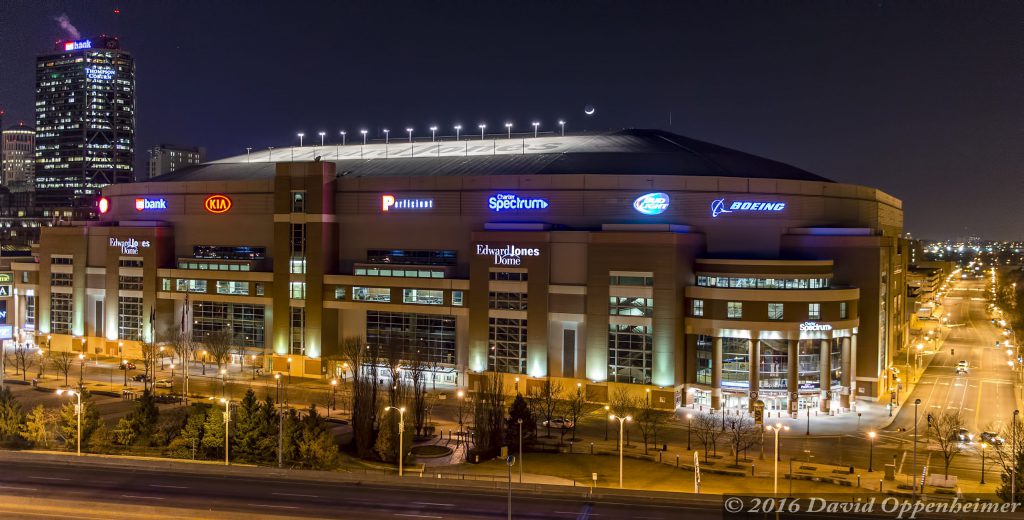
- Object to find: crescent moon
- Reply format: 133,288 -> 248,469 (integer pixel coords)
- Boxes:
585,107 -> 595,115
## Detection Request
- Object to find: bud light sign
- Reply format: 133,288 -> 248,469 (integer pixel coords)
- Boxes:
633,193 -> 670,215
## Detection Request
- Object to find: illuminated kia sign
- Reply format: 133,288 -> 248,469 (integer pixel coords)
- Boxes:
135,198 -> 167,211
204,195 -> 232,214
382,194 -> 433,211
711,198 -> 786,217
98,197 -> 110,214
633,193 -> 670,215
488,193 -> 549,212
63,39 -> 92,51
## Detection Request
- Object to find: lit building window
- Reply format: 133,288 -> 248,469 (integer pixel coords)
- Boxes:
808,303 -> 821,320
403,289 -> 444,305
608,324 -> 652,385
488,317 -> 527,374
727,302 -> 743,319
768,303 -> 784,320
692,299 -> 704,317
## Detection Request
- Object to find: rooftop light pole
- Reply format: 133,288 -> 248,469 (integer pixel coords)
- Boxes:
340,130 -> 347,145
245,147 -> 252,163
558,120 -> 565,136
383,129 -> 390,144
360,129 -> 367,145
297,132 -> 304,147
505,122 -> 513,138
479,123 -> 486,140
430,126 -> 437,142
318,131 -> 326,146
532,122 -> 539,138
406,128 -> 414,143
454,124 -> 462,141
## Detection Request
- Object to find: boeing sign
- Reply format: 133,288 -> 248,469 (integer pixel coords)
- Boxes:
711,198 -> 786,217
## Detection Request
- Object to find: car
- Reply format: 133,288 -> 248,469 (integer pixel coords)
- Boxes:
951,428 -> 973,443
130,374 -> 149,382
542,418 -> 574,429
980,431 -> 1005,446
153,378 -> 173,389
118,362 -> 137,370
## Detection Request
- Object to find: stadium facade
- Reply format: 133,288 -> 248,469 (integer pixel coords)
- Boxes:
4,129 -> 908,414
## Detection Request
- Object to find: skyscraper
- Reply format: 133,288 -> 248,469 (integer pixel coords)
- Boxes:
35,35 -> 135,218
147,144 -> 205,179
2,122 -> 36,190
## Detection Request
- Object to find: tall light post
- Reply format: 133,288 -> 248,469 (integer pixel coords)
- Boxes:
275,373 -> 283,468
505,122 -> 512,138
385,406 -> 406,476
330,378 -> 338,415
558,120 -> 565,136
383,129 -> 390,144
517,418 -> 524,483
1014,409 -> 1020,504
912,398 -> 921,498
56,389 -> 82,456
429,126 -> 437,142
610,414 -> 632,488
286,357 -> 292,384
297,132 -> 304,147
868,431 -> 876,472
246,147 -> 251,162
122,358 -> 128,387
456,389 -> 465,442
506,455 -> 516,520
768,422 -> 789,495
406,128 -> 413,143
220,368 -> 227,396
158,346 -> 165,370
78,353 -> 85,386
340,130 -> 347,146
980,441 -> 988,484
454,124 -> 462,141
360,129 -> 367,145
479,124 -> 486,140
318,131 -> 325,147
687,413 -> 693,451
604,405 -> 610,441
210,397 -> 230,465
532,121 -> 539,138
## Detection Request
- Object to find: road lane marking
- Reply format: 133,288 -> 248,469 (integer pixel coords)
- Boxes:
0,486 -> 37,491
413,502 -> 454,507
394,515 -> 443,519
272,492 -> 319,498
555,512 -> 601,516
120,495 -> 165,500
149,484 -> 188,489
28,476 -> 70,481
248,504 -> 300,509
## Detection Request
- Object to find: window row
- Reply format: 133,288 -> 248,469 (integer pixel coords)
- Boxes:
354,267 -> 444,278
176,261 -> 252,271
609,297 -> 653,317
692,300 -> 848,320
490,292 -> 528,311
695,276 -> 831,290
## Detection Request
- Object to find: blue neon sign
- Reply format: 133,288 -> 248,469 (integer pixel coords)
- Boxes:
711,198 -> 785,217
64,40 -> 92,51
488,193 -> 549,212
633,192 -> 670,215
135,197 -> 168,211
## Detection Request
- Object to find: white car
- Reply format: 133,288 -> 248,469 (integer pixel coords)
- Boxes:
153,378 -> 174,389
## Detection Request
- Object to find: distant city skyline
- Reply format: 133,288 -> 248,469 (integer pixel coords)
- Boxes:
0,1 -> 1020,237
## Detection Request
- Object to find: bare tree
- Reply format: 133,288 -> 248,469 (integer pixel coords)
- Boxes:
13,344 -> 36,382
48,351 -> 75,387
566,384 -> 586,443
408,352 -> 429,437
608,387 -> 639,447
635,394 -> 668,455
341,335 -> 379,459
527,379 -> 563,438
928,410 -> 966,479
169,329 -> 197,398
724,415 -> 760,467
138,342 -> 159,391
201,328 -> 234,372
471,373 -> 506,455
692,411 -> 726,462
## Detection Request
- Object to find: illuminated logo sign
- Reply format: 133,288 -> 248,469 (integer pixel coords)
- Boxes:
135,198 -> 167,211
0,324 -> 12,340
382,194 -> 433,211
488,193 -> 549,212
98,197 -> 110,214
109,237 -> 151,255
711,198 -> 786,217
0,301 -> 6,323
204,194 -> 232,214
476,244 -> 540,266
64,40 -> 92,51
633,192 -> 670,215
0,286 -> 9,298
799,322 -> 833,332
85,67 -> 114,80
0,273 -> 12,284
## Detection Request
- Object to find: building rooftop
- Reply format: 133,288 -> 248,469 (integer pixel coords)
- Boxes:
152,129 -> 832,183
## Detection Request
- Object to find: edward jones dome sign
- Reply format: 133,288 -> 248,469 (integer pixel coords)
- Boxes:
476,244 -> 540,266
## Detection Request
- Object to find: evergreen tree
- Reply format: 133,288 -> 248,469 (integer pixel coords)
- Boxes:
168,409 -> 206,459
297,404 -> 339,469
0,387 -> 24,442
112,417 -> 137,446
201,408 -> 226,458
279,408 -> 301,465
232,389 -> 263,462
998,448 -> 1024,503
374,411 -> 399,464
88,421 -> 112,454
22,405 -> 53,448
57,399 -> 100,451
504,394 -> 537,451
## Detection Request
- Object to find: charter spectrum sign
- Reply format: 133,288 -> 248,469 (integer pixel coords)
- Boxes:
488,193 -> 549,212
476,244 -> 540,266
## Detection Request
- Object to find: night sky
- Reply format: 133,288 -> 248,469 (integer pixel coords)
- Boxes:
1,1 -> 1020,239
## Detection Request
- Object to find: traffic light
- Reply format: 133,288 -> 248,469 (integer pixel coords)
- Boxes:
927,413 -> 933,426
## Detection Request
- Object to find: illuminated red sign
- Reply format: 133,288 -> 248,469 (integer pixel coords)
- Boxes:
204,194 -> 232,214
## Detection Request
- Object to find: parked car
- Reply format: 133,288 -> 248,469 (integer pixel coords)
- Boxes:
130,374 -> 149,382
153,378 -> 173,389
119,362 -> 137,370
980,431 -> 1005,446
542,418 -> 574,429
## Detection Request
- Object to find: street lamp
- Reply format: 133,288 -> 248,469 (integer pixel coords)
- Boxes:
604,405 -> 610,441
56,389 -> 82,456
768,422 -> 789,495
558,120 -> 565,136
220,368 -> 227,396
479,124 -> 486,140
912,398 -> 921,498
454,124 -> 462,141
385,406 -> 406,476
532,121 -> 539,138
286,357 -> 292,384
456,389 -> 465,443
505,122 -> 512,138
406,127 -> 413,143
980,441 -> 988,484
122,359 -> 128,387
429,126 -> 437,142
297,132 -> 304,147
78,353 -> 85,386
506,455 -> 516,520
868,431 -> 876,472
360,129 -> 368,145
383,129 -> 390,144
609,414 -> 632,488
330,378 -> 338,415
517,418 -> 524,483
158,346 -> 164,370
686,413 -> 693,451
275,373 -> 283,468
209,397 -> 230,465
340,130 -> 346,145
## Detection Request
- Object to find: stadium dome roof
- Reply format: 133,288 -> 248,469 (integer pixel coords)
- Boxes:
151,129 -> 832,183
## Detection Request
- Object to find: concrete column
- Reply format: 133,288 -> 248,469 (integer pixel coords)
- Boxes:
840,336 -> 852,409
711,336 -> 723,410
819,339 -> 831,412
787,339 -> 798,418
748,339 -> 760,411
